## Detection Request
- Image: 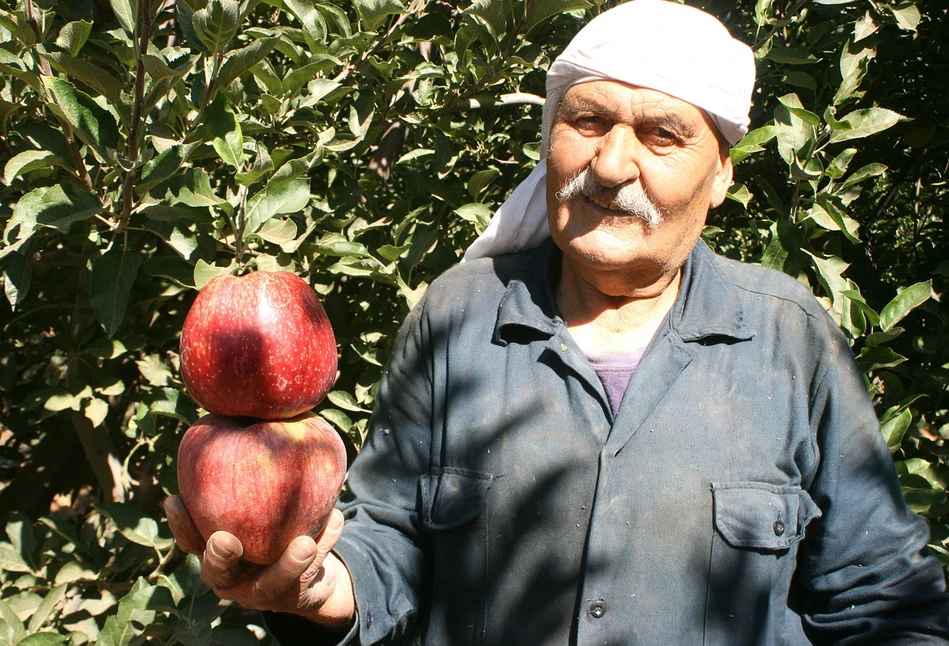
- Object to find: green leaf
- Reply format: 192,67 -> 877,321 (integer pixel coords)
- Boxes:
149,387 -> 197,423
828,107 -> 904,144
526,0 -> 590,33
98,504 -> 174,550
6,184 -> 100,246
859,345 -> 907,371
326,390 -> 371,413
454,203 -> 492,231
89,248 -> 143,338
27,584 -> 67,634
41,77 -> 119,162
3,150 -> 60,185
284,0 -> 328,45
109,0 -> 138,37
244,162 -> 310,233
886,2 -> 921,32
879,281 -> 932,332
353,0 -> 405,31
43,51 -> 124,106
0,599 -> 25,645
881,407 -> 913,452
98,578 -> 176,646
204,95 -> 244,168
18,633 -> 68,646
56,20 -> 93,55
193,0 -> 240,54
176,0 -> 205,49
216,37 -> 280,90
84,397 -> 110,427
2,251 -> 32,309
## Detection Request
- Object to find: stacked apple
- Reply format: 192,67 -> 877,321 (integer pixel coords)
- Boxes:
176,271 -> 347,565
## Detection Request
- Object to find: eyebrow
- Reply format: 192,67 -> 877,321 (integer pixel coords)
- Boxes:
556,96 -> 699,138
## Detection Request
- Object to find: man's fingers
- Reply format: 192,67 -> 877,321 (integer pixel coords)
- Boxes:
163,496 -> 204,555
313,510 -> 345,564
250,536 -> 319,606
201,531 -> 244,591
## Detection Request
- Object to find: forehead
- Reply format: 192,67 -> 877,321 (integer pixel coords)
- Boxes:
558,80 -> 711,127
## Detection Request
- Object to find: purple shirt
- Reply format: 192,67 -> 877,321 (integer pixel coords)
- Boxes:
585,347 -> 645,415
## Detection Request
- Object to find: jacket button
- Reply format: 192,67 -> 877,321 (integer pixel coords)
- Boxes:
773,520 -> 786,536
589,600 -> 606,618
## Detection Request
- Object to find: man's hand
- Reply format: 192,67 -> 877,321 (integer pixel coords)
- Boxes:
163,496 -> 356,629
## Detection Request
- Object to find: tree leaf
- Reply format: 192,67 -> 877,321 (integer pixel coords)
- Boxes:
193,0 -> 240,54
828,107 -> 904,143
41,76 -> 119,162
526,0 -> 590,33
98,504 -> 174,550
109,0 -> 138,37
216,36 -> 280,91
244,161 -> 310,233
89,248 -> 143,338
17,633 -> 68,646
43,51 -> 124,106
27,584 -> 68,635
3,150 -> 60,185
283,0 -> 328,45
204,95 -> 244,168
98,578 -> 176,646
353,0 -> 405,31
0,598 -> 26,645
2,251 -> 32,309
7,184 -> 100,243
55,20 -> 93,55
879,281 -> 932,332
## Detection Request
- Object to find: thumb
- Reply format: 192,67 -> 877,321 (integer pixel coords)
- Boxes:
313,509 -> 345,566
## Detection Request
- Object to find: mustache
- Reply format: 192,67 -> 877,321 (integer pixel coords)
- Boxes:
555,167 -> 664,229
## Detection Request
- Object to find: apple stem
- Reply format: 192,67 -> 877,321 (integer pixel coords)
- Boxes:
235,184 -> 249,272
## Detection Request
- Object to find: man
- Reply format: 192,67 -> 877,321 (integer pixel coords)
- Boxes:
166,1 -> 949,643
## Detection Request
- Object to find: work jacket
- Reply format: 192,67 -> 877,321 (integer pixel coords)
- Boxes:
269,240 -> 949,645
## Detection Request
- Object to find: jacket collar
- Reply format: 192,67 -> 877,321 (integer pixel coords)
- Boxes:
493,239 -> 754,346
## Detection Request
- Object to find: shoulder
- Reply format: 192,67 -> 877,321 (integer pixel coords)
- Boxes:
706,250 -> 830,323
419,245 -> 544,310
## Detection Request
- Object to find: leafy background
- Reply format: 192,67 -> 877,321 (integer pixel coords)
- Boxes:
0,0 -> 946,643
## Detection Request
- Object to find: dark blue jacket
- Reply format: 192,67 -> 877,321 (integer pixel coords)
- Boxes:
270,240 -> 949,645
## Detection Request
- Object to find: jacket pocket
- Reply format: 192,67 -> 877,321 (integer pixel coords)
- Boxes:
420,467 -> 494,530
712,481 -> 821,551
705,482 -> 822,646
419,467 -> 494,645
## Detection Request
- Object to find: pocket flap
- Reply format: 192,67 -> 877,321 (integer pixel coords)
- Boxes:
420,468 -> 494,530
712,482 -> 821,551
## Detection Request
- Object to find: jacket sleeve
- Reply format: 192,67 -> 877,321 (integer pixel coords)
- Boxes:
797,311 -> 949,643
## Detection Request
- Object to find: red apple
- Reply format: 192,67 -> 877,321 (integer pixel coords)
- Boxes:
176,412 -> 348,565
179,271 -> 337,420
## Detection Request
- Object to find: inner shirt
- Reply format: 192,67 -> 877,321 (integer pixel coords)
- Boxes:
585,346 -> 647,416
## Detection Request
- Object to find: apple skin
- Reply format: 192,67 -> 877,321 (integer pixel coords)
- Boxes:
176,412 -> 348,565
180,271 -> 337,420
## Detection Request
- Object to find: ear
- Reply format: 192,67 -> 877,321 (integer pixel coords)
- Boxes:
708,151 -> 733,209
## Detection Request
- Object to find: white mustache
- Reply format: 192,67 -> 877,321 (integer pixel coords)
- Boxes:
555,167 -> 664,229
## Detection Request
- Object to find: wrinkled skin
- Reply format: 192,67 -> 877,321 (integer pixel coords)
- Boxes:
163,497 -> 356,628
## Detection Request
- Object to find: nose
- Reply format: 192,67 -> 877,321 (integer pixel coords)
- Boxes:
591,126 -> 640,188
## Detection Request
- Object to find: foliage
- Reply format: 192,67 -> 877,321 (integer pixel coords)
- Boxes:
0,0 -> 945,642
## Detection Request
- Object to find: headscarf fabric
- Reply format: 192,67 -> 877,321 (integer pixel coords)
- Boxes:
463,0 -> 755,262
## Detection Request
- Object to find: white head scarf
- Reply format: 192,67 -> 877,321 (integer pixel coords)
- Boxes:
463,0 -> 756,262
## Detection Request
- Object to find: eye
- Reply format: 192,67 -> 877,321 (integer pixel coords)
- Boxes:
572,114 -> 611,136
641,125 -> 683,148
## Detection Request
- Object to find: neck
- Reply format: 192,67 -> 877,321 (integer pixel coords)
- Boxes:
556,257 -> 682,355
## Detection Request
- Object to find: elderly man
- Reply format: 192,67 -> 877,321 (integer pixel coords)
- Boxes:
166,0 -> 949,643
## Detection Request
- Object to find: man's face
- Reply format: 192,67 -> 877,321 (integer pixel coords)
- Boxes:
545,80 -> 733,293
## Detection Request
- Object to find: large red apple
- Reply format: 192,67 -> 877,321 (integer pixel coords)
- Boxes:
179,271 -> 337,420
176,412 -> 347,565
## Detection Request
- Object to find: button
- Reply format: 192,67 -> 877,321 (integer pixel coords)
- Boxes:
589,600 -> 606,618
773,520 -> 786,536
